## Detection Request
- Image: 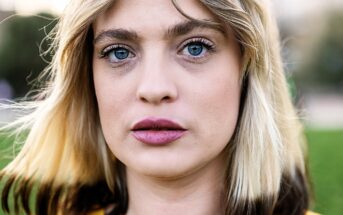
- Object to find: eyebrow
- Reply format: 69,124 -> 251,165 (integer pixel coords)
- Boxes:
93,20 -> 225,44
166,20 -> 225,38
94,29 -> 138,44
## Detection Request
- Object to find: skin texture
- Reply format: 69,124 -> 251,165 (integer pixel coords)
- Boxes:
92,0 -> 241,214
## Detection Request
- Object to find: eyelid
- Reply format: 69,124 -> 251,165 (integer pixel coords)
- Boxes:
99,43 -> 135,58
178,37 -> 215,52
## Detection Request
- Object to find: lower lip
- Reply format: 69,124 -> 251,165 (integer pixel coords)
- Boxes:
132,130 -> 186,145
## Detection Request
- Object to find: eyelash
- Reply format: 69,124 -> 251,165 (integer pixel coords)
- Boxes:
179,38 -> 215,52
99,44 -> 134,59
98,37 -> 216,65
178,37 -> 216,61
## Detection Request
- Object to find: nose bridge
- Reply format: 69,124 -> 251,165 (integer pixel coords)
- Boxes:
136,46 -> 178,104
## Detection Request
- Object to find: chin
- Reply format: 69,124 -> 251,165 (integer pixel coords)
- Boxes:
128,157 -> 203,179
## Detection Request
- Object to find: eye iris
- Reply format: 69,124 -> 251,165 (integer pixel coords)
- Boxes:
111,48 -> 129,60
187,43 -> 203,56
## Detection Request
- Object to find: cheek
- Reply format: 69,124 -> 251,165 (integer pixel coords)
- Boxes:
201,78 -> 240,129
93,64 -> 114,120
210,53 -> 241,130
92,62 -> 132,141
93,57 -> 134,109
190,62 -> 241,144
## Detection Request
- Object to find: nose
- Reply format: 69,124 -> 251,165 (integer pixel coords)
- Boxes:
136,55 -> 178,105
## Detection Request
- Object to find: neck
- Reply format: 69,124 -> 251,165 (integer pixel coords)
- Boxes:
125,156 -> 227,215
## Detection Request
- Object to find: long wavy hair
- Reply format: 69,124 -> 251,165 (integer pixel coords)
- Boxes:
0,0 -> 310,214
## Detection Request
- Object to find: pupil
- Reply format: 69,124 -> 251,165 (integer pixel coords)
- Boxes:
114,48 -> 129,59
188,43 -> 203,56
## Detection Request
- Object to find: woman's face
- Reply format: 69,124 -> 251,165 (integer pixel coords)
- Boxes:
93,0 -> 241,178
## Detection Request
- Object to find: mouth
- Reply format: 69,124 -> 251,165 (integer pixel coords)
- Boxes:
131,118 -> 187,145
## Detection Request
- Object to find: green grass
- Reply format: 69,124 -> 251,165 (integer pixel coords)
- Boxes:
0,129 -> 342,214
0,135 -> 15,169
306,129 -> 343,215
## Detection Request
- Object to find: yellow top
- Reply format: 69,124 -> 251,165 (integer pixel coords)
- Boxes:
88,209 -> 320,215
306,212 -> 320,215
88,210 -> 104,215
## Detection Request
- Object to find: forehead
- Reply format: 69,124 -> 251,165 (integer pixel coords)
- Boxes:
93,0 -> 218,34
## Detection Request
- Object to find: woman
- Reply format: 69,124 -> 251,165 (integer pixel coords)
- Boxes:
1,0 -> 313,214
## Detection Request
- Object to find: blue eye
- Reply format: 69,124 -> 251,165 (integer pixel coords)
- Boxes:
180,38 -> 215,60
100,44 -> 135,64
187,42 -> 204,56
109,48 -> 129,60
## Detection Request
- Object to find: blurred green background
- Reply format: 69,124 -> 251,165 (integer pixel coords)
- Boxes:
0,0 -> 343,214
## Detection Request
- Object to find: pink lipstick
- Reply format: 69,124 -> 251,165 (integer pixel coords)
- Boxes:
131,118 -> 186,145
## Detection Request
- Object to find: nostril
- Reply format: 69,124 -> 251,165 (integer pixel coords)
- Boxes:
139,96 -> 149,103
138,93 -> 174,104
136,80 -> 178,104
161,96 -> 171,101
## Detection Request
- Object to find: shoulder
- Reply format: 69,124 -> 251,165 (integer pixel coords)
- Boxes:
88,209 -> 320,215
88,204 -> 118,215
88,209 -> 104,215
306,211 -> 320,215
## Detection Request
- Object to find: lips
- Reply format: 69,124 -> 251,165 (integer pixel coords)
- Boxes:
131,118 -> 187,145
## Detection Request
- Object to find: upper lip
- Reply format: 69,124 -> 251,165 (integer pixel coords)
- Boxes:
132,118 -> 186,131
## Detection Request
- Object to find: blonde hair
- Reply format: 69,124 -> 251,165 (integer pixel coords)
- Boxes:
1,0 -> 309,214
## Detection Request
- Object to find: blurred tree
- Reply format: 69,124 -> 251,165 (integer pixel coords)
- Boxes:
294,11 -> 343,92
0,13 -> 56,98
